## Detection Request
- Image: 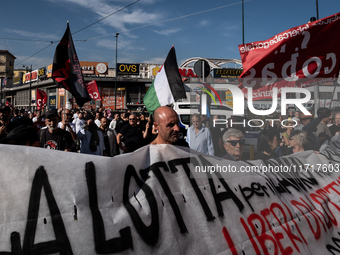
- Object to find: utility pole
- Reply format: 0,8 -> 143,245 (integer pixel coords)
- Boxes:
29,65 -> 32,112
23,65 -> 32,111
115,33 -> 119,110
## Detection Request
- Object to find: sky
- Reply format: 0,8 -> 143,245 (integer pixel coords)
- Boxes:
1,0 -> 339,71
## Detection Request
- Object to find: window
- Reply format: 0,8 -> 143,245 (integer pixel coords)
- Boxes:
320,92 -> 333,99
16,90 -> 29,106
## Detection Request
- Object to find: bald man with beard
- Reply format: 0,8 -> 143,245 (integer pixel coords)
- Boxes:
151,106 -> 188,147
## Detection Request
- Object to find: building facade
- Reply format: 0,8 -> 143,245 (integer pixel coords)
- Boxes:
1,52 -> 339,113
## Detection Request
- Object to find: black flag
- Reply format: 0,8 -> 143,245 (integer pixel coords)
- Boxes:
52,23 -> 91,107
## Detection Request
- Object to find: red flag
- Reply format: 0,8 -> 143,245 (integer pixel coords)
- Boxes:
238,12 -> 340,100
5,101 -> 12,108
36,89 -> 48,110
86,80 -> 101,101
52,23 -> 91,107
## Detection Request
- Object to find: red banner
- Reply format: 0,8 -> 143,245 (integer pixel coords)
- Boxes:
238,12 -> 340,100
86,80 -> 101,101
36,89 -> 48,110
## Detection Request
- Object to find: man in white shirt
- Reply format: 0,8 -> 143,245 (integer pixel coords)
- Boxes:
74,111 -> 85,134
77,117 -> 105,156
186,113 -> 214,155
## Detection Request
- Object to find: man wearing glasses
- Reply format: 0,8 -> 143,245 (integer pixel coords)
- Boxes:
117,114 -> 149,153
222,129 -> 245,161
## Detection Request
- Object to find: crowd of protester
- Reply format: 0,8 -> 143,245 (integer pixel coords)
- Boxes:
184,107 -> 337,161
0,105 -> 338,161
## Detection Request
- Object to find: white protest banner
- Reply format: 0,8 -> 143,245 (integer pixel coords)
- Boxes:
1,143 -> 340,254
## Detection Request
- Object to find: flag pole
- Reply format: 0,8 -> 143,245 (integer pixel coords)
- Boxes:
115,33 -> 119,111
242,0 -> 244,44
64,89 -> 66,117
63,20 -> 69,121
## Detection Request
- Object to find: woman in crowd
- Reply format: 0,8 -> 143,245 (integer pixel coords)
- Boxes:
255,128 -> 280,160
288,130 -> 308,154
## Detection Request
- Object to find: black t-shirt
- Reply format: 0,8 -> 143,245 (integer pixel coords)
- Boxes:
115,119 -> 128,133
329,124 -> 340,137
20,117 -> 33,127
255,151 -> 277,161
39,128 -> 73,151
119,124 -> 144,152
0,121 -> 19,141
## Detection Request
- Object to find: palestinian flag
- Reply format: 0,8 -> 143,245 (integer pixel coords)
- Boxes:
143,46 -> 186,114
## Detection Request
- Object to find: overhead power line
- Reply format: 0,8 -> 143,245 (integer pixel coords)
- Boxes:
12,0 -> 141,67
85,0 -> 250,42
11,0 -> 249,66
72,0 -> 140,35
14,42 -> 54,68
0,38 -> 53,43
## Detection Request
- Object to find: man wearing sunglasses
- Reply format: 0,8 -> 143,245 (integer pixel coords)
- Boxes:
117,114 -> 149,153
222,129 -> 245,161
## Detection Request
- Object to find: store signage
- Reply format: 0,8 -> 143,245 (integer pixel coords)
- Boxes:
46,64 -> 52,78
23,70 -> 38,83
13,76 -> 22,86
46,62 -> 108,76
213,68 -> 243,78
150,65 -> 198,78
178,68 -> 198,78
38,67 -> 47,79
49,95 -> 56,109
117,63 -> 140,75
80,62 -> 109,75
58,88 -> 65,95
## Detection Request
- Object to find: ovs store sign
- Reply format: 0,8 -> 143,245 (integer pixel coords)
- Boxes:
117,63 -> 140,75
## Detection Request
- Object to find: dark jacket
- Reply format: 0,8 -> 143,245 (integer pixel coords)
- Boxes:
302,117 -> 322,151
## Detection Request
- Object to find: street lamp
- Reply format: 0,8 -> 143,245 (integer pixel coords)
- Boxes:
23,64 -> 32,111
115,33 -> 119,110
